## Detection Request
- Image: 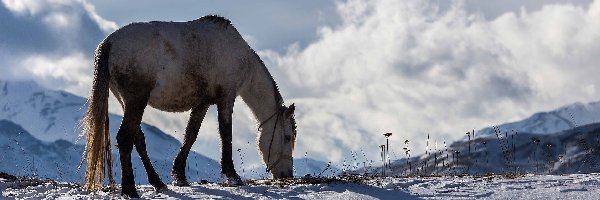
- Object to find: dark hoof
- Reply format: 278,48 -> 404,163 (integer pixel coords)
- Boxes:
226,176 -> 244,186
121,182 -> 139,198
153,182 -> 168,193
172,178 -> 190,187
121,190 -> 140,198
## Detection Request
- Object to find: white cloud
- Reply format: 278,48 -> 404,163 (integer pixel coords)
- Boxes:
17,53 -> 93,95
43,11 -> 76,29
2,0 -> 45,15
2,0 -> 116,32
79,0 -> 117,33
0,0 -> 116,94
261,0 -> 600,163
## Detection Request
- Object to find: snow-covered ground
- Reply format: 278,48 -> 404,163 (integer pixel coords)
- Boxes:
2,173 -> 600,199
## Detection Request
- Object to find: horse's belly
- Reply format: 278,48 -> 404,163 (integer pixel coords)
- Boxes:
147,82 -> 201,112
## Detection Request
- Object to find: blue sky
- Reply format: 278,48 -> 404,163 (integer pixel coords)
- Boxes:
1,0 -> 600,170
88,0 -> 341,52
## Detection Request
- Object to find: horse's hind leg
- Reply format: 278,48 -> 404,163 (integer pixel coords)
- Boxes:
134,128 -> 167,191
172,104 -> 209,186
217,98 -> 243,185
116,98 -> 148,198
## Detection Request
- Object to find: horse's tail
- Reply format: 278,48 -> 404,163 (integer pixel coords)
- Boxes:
82,40 -> 115,192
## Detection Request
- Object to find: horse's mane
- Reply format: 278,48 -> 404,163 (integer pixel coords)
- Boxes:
252,50 -> 284,107
195,15 -> 283,107
195,15 -> 232,28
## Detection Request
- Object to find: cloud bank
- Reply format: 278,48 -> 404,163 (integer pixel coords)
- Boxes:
262,0 -> 600,163
0,0 -> 116,95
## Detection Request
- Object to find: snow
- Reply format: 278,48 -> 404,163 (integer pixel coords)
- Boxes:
3,174 -> 600,199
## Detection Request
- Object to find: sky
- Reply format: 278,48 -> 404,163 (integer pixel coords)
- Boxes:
1,0 -> 600,171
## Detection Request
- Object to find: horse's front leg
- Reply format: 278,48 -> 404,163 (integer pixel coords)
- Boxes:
217,98 -> 243,185
172,104 -> 209,186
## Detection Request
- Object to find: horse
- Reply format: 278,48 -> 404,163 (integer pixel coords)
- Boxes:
81,15 -> 298,198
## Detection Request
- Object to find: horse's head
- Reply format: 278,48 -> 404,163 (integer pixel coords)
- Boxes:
258,104 -> 297,179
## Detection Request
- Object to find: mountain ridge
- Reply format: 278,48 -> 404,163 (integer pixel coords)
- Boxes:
0,80 -> 223,183
0,80 -> 335,182
363,120 -> 600,177
475,101 -> 600,137
0,118 -> 223,184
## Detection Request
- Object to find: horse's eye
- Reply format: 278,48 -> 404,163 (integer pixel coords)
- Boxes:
284,135 -> 291,143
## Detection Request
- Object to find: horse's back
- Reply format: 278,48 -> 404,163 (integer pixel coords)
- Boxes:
105,19 -> 253,112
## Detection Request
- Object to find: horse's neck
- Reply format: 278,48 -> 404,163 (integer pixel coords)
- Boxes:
240,63 -> 282,124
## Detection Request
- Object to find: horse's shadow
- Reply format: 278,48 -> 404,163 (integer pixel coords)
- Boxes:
158,181 -> 420,199
285,182 -> 421,200
160,187 -> 253,200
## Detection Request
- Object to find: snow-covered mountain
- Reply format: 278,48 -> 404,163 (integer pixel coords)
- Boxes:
0,119 -> 221,184
0,80 -> 334,183
351,101 -> 600,176
367,122 -> 600,177
0,80 -> 87,142
476,101 -> 600,137
0,119 -> 82,181
0,80 -> 220,183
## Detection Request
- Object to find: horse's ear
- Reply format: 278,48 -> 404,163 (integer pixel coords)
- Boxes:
285,103 -> 295,117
